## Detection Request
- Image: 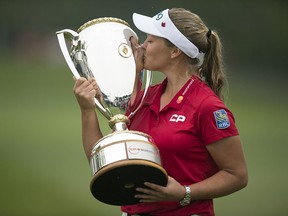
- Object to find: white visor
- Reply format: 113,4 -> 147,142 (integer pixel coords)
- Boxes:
132,8 -> 204,62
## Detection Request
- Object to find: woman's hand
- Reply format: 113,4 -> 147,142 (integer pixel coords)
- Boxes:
73,76 -> 104,159
134,176 -> 186,203
73,77 -> 100,111
130,36 -> 144,73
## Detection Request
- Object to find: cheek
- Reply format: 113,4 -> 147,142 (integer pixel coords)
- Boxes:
144,47 -> 158,66
146,46 -> 157,58
144,52 -> 160,70
146,45 -> 164,61
144,43 -> 170,70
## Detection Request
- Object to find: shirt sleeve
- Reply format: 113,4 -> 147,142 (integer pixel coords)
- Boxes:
197,96 -> 239,145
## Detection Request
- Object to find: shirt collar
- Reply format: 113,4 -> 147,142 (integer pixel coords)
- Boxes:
148,75 -> 200,112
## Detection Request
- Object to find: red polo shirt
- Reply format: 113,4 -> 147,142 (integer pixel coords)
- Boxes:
122,76 -> 239,216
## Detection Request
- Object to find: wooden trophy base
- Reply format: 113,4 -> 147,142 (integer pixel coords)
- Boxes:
90,159 -> 168,205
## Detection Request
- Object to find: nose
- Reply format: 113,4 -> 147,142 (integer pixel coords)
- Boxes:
141,40 -> 147,49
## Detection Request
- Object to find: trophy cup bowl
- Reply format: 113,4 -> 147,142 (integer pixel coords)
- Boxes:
56,17 -> 168,205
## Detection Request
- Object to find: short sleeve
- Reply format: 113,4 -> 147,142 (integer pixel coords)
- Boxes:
197,96 -> 239,145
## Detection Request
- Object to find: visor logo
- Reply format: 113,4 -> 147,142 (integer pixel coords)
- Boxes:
156,12 -> 163,20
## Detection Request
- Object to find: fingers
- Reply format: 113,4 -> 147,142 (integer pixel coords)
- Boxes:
130,36 -> 141,54
73,77 -> 87,89
73,76 -> 102,100
134,177 -> 186,203
135,182 -> 166,202
72,77 -> 97,110
89,78 -> 102,98
130,37 -> 144,73
131,41 -> 141,51
74,78 -> 88,92
130,36 -> 139,47
89,78 -> 100,91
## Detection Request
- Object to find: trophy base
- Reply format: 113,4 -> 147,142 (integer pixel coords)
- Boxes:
90,159 -> 167,205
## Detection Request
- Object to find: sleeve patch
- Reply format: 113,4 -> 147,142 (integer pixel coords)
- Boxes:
213,109 -> 230,129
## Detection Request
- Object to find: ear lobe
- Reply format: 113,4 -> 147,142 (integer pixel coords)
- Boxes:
171,47 -> 182,58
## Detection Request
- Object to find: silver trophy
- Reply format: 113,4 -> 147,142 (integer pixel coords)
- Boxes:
56,17 -> 167,205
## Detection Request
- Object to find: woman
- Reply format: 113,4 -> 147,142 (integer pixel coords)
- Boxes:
74,8 -> 248,216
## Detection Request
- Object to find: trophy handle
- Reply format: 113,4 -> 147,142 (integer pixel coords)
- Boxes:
56,29 -> 81,79
56,29 -> 110,118
127,69 -> 152,119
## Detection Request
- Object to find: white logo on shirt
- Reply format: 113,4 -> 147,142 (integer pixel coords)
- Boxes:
169,114 -> 186,122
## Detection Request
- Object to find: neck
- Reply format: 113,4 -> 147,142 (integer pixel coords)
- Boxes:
164,74 -> 190,96
164,61 -> 196,96
160,73 -> 192,111
161,55 -> 197,96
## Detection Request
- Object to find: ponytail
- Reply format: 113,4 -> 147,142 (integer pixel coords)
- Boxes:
169,8 -> 228,101
199,30 -> 227,100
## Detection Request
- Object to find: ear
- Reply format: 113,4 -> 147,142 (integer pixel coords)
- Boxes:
171,47 -> 182,58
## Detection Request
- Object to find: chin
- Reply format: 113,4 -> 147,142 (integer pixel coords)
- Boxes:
143,64 -> 153,71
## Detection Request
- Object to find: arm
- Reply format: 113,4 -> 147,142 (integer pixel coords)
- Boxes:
134,135 -> 248,202
189,135 -> 248,200
73,77 -> 103,160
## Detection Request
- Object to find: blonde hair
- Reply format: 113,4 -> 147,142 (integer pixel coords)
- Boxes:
168,8 -> 227,100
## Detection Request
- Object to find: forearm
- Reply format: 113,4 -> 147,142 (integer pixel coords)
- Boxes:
188,136 -> 248,200
81,109 -> 103,160
189,169 -> 248,200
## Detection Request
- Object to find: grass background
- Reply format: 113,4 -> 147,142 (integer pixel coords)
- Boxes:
0,0 -> 287,215
0,57 -> 287,216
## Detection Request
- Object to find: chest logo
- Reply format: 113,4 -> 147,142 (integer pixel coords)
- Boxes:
169,114 -> 186,123
214,109 -> 230,129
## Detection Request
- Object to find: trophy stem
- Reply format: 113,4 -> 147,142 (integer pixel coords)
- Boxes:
109,114 -> 130,132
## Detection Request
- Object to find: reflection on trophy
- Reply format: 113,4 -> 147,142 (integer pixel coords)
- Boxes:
56,17 -> 168,205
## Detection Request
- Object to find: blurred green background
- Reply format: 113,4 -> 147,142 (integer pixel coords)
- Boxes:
0,0 -> 287,215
